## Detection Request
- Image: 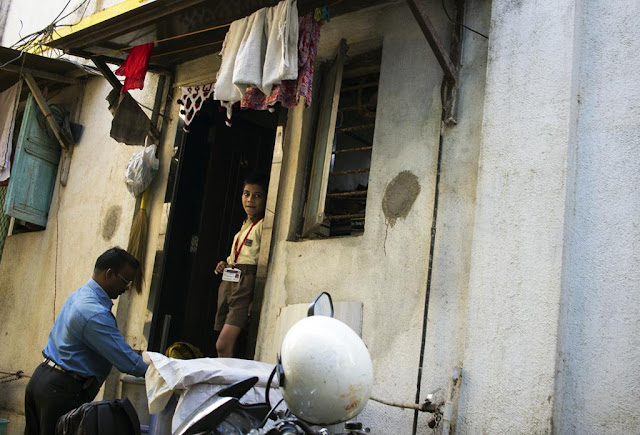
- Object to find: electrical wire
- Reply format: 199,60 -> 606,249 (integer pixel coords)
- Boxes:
10,0 -> 91,55
441,0 -> 488,40
110,0 -> 344,55
0,50 -> 23,69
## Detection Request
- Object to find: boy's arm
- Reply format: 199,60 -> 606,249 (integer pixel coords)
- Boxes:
214,261 -> 228,274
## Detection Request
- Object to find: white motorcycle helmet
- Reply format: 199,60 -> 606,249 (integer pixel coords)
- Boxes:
277,293 -> 374,425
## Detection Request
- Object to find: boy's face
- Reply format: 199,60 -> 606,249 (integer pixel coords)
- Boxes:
242,183 -> 266,220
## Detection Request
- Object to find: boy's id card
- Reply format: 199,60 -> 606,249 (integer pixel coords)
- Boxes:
222,267 -> 242,282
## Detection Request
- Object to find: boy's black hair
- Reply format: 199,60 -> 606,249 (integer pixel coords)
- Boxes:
243,172 -> 269,192
94,247 -> 140,272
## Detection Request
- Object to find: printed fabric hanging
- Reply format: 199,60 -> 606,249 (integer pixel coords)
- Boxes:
115,42 -> 154,92
177,83 -> 215,132
241,12 -> 321,111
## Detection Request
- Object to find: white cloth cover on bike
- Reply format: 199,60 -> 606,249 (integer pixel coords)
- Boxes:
144,352 -> 283,433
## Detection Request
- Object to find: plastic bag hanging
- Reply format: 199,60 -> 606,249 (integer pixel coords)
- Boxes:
125,141 -> 159,197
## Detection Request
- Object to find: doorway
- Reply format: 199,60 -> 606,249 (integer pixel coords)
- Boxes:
149,100 -> 279,357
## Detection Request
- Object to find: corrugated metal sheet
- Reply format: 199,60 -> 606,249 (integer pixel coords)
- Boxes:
0,46 -> 95,96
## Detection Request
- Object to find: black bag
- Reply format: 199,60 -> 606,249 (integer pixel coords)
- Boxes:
56,397 -> 141,435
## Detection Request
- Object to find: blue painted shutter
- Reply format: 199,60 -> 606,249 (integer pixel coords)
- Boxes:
3,95 -> 62,227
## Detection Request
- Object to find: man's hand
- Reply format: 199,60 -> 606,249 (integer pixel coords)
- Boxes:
142,351 -> 151,364
214,261 -> 228,275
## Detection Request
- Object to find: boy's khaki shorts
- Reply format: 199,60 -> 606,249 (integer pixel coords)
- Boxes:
214,264 -> 257,331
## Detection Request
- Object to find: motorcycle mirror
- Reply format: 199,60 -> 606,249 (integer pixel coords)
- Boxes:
307,292 -> 334,318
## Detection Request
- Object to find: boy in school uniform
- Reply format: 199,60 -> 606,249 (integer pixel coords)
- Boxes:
214,173 -> 268,357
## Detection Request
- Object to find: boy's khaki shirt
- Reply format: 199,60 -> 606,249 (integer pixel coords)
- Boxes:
226,218 -> 263,265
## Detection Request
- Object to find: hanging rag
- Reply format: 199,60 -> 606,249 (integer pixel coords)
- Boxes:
214,17 -> 250,124
314,6 -> 330,24
115,42 -> 154,92
177,83 -> 215,132
233,7 -> 268,95
107,89 -> 151,145
0,80 -> 22,182
241,12 -> 321,111
262,0 -> 298,96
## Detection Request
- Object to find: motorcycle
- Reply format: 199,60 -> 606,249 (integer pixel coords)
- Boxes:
174,293 -> 374,435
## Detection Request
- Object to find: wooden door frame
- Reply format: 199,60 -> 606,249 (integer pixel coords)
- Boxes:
243,110 -> 287,359
148,110 -> 287,356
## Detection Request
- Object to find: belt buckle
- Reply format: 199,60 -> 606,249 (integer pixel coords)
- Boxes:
44,358 -> 85,383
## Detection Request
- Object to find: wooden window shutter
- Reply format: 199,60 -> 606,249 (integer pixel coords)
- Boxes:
3,95 -> 62,227
302,39 -> 347,237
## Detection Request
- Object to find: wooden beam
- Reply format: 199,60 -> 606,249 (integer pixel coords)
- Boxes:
91,57 -> 161,142
91,57 -> 122,89
406,0 -> 457,84
22,73 -> 72,151
443,0 -> 465,124
70,48 -> 171,74
0,64 -> 80,85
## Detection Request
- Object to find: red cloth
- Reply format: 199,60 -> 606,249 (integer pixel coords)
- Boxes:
115,43 -> 154,92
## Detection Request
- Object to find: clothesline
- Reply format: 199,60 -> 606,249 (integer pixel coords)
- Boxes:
109,0 -> 345,55
151,40 -> 224,59
109,22 -> 232,55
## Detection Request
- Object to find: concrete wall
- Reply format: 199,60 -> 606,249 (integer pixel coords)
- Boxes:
553,0 -> 640,433
253,2 -> 489,434
4,0 -> 638,434
0,71 -> 166,433
457,0 -> 579,432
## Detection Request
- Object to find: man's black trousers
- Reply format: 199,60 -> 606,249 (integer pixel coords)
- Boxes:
24,362 -> 98,435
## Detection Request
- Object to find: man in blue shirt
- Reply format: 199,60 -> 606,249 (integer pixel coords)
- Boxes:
24,247 -> 149,435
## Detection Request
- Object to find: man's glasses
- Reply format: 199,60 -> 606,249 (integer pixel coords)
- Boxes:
116,273 -> 132,288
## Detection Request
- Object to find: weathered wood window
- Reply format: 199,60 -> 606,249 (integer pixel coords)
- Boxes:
3,94 -> 63,229
302,42 -> 381,238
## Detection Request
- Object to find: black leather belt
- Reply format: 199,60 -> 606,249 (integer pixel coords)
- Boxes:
42,358 -> 101,398
43,358 -> 88,383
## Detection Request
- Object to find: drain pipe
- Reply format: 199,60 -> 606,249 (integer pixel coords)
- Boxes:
411,119 -> 445,435
441,366 -> 462,435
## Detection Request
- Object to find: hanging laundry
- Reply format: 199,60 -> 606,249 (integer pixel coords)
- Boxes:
241,12 -> 321,111
177,83 -> 215,132
0,81 -> 22,182
115,42 -> 154,92
262,0 -> 298,96
314,6 -> 330,24
106,89 -> 151,145
233,7 -> 268,95
214,0 -> 299,126
214,17 -> 250,125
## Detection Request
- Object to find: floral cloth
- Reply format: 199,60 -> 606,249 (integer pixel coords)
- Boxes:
241,12 -> 321,111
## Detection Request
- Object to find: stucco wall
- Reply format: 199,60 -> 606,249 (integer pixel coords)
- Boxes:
6,0 -> 638,434
554,0 -> 640,433
252,2 -> 489,434
458,0 -> 576,433
0,72 -> 163,433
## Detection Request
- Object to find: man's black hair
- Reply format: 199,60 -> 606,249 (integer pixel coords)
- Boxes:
243,172 -> 269,192
94,247 -> 140,272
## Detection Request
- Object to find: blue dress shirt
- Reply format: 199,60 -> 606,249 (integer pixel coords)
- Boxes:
43,279 -> 148,383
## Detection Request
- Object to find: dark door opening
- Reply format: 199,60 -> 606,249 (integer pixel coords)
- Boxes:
149,100 -> 278,357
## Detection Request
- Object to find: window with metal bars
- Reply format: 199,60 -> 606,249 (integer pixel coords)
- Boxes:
301,41 -> 381,238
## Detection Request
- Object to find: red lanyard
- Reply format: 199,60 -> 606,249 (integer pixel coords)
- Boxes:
233,218 -> 262,266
